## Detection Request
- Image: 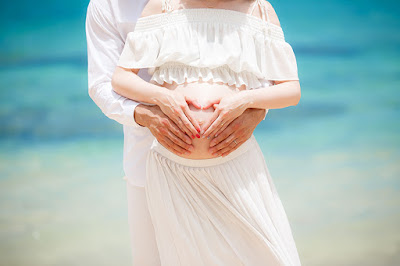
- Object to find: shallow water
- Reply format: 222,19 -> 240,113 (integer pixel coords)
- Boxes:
0,0 -> 399,265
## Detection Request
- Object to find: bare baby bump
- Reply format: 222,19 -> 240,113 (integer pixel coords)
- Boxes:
163,80 -> 243,159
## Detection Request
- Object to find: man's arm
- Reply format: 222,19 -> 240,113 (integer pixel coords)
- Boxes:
85,1 -> 194,154
85,0 -> 142,127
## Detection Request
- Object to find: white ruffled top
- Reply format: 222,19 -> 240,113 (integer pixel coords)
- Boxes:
117,8 -> 299,90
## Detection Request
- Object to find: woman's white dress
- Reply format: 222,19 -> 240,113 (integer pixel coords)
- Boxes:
117,1 -> 302,265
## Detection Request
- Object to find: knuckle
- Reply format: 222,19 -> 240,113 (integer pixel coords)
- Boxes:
160,118 -> 170,126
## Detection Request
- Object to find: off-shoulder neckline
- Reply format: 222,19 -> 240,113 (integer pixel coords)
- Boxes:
136,8 -> 282,30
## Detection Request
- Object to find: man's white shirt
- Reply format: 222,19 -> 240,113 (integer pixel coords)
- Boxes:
85,0 -> 152,187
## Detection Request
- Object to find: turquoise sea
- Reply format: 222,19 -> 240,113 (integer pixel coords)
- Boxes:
0,0 -> 399,265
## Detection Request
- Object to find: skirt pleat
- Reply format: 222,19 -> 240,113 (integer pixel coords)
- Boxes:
145,135 -> 302,266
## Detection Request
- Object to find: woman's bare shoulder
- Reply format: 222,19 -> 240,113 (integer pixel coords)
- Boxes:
264,1 -> 281,27
139,0 -> 164,18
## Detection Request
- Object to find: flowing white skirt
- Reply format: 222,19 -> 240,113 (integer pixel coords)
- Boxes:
145,135 -> 302,266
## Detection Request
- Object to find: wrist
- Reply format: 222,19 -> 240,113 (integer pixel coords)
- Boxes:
240,90 -> 255,109
252,108 -> 266,122
152,86 -> 172,107
243,107 -> 266,122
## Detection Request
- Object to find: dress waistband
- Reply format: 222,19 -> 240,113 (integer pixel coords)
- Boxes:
150,135 -> 257,167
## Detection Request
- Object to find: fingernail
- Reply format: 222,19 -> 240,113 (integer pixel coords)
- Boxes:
202,135 -> 206,139
185,151 -> 191,155
196,134 -> 200,138
197,128 -> 200,133
188,146 -> 194,151
215,134 -> 218,137
207,136 -> 210,140
192,135 -> 195,139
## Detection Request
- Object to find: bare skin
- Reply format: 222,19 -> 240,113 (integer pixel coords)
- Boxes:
112,0 -> 301,158
134,103 -> 266,157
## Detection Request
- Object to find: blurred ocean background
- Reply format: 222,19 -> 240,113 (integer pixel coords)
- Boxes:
0,0 -> 399,265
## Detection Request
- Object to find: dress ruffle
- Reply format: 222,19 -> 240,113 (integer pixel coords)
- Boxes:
149,63 -> 266,89
117,9 -> 299,89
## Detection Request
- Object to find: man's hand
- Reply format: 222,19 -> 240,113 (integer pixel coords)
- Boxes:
208,108 -> 266,157
134,104 -> 194,156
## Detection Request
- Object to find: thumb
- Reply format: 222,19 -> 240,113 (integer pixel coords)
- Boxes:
202,98 -> 221,110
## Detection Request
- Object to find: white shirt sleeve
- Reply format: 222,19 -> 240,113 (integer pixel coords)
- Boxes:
85,1 -> 144,128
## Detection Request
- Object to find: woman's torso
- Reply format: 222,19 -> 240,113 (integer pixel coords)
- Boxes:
141,0 -> 273,159
150,79 -> 247,159
117,0 -> 299,159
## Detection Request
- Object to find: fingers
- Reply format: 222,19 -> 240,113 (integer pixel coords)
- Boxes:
170,114 -> 195,139
185,96 -> 202,109
201,98 -> 221,110
165,119 -> 192,145
209,121 -> 236,148
183,105 -> 201,136
201,109 -> 221,137
203,115 -> 224,138
159,136 -> 188,156
178,111 -> 199,138
209,133 -> 236,155
211,117 -> 235,138
166,129 -> 194,153
220,138 -> 246,157
168,104 -> 197,138
153,116 -> 194,155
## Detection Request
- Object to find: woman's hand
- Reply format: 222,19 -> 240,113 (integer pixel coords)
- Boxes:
155,89 -> 202,139
201,91 -> 251,139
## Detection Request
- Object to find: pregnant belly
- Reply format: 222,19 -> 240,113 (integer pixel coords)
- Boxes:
154,78 -> 247,159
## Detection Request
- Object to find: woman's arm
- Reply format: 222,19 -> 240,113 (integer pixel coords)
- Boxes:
112,66 -> 165,106
242,80 -> 301,109
111,66 -> 201,138
200,1 -> 301,138
201,80 -> 301,138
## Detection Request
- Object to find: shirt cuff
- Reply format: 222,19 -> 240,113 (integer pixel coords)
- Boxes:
121,100 -> 142,128
262,109 -> 269,120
